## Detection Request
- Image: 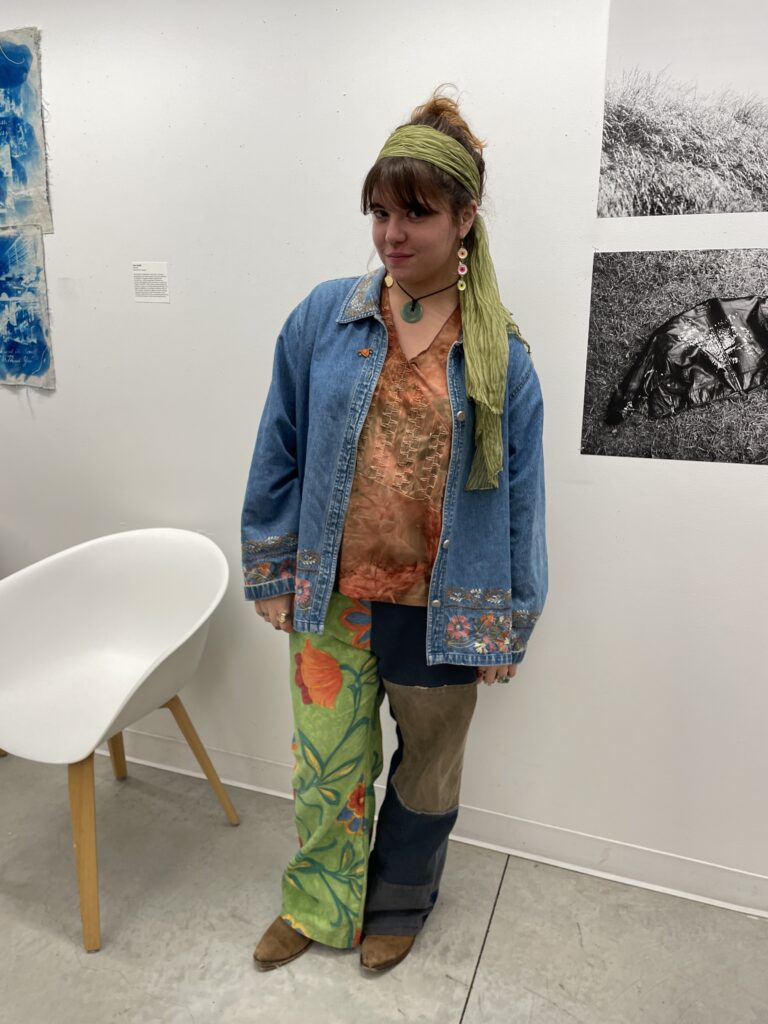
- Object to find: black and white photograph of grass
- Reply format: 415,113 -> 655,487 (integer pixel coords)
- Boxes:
581,247 -> 768,464
598,0 -> 768,217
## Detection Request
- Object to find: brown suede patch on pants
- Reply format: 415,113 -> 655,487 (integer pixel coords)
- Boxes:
383,680 -> 478,814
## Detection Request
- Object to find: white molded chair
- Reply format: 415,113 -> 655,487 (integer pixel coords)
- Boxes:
0,528 -> 239,951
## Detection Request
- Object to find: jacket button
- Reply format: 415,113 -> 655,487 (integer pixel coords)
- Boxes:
442,539 -> 450,549
456,410 -> 466,422
431,599 -> 441,607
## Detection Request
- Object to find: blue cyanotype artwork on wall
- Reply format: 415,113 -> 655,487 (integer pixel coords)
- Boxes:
0,226 -> 53,388
0,27 -> 51,232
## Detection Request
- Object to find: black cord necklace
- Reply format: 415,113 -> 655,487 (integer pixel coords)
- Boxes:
385,273 -> 459,323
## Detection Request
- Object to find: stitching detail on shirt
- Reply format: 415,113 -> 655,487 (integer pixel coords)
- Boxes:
357,305 -> 453,502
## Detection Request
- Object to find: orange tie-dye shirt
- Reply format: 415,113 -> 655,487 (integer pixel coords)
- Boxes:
337,287 -> 461,606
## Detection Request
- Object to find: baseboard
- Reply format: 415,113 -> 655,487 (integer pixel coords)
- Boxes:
99,727 -> 768,919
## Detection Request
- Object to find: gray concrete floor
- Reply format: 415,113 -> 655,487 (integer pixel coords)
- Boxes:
1,755 -> 767,1024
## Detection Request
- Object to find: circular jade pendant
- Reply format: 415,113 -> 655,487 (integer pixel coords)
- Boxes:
401,301 -> 424,323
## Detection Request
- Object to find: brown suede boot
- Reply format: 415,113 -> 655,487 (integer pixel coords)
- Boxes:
253,916 -> 312,971
360,933 -> 416,972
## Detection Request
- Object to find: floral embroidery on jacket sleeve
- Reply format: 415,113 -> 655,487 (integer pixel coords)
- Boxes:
242,534 -> 298,587
443,587 -> 541,657
293,549 -> 322,609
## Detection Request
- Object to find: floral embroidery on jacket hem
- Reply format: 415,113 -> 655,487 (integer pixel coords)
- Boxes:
445,587 -> 512,608
445,610 -> 530,656
444,588 -> 541,629
510,609 -> 540,629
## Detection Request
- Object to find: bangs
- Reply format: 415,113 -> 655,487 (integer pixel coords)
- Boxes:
361,157 -> 453,216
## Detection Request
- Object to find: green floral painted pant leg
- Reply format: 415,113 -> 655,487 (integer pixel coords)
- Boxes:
281,592 -> 382,949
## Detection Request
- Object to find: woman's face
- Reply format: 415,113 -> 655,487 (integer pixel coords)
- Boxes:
370,192 -> 476,293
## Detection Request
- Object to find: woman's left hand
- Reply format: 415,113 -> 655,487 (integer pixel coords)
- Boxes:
476,664 -> 518,686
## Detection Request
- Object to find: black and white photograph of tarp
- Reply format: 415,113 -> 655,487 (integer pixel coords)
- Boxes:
581,248 -> 768,465
598,0 -> 768,217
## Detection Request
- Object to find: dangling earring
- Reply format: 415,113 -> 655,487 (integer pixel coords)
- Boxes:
457,239 -> 469,292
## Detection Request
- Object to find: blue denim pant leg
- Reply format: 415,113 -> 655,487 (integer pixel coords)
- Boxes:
362,602 -> 478,936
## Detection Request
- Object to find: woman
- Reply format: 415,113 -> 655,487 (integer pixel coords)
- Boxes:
241,90 -> 547,972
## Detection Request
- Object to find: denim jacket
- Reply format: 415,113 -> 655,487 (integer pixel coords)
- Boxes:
241,267 -> 547,666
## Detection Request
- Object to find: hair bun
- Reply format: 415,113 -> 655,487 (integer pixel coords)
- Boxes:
410,85 -> 485,153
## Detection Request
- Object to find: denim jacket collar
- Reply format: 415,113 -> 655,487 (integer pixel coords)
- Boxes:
336,267 -> 386,324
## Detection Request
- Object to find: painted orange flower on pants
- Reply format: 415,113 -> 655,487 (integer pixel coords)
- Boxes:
337,777 -> 367,835
294,639 -> 343,708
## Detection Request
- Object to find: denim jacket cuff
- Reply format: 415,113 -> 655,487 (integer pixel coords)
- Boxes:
242,537 -> 297,598
506,619 -> 538,662
244,576 -> 296,602
492,624 -> 534,665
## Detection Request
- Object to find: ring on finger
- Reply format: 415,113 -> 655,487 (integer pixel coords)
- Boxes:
277,611 -> 289,623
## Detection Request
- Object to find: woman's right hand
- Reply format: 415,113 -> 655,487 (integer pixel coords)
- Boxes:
254,593 -> 295,633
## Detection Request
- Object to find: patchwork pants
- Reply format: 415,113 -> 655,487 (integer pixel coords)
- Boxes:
281,591 -> 478,949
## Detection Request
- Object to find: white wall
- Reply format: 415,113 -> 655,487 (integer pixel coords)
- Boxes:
3,0 -> 768,915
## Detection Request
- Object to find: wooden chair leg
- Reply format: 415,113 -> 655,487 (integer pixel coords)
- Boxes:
67,753 -> 101,952
107,733 -> 127,780
163,695 -> 240,826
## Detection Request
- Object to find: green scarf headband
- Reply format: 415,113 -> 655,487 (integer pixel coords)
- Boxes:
377,123 -> 524,490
